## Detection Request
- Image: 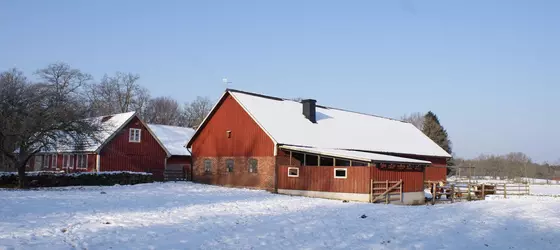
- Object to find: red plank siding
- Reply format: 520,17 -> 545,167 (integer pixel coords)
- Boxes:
425,166 -> 447,182
100,116 -> 167,180
191,93 -> 274,157
278,165 -> 371,193
372,165 -> 424,192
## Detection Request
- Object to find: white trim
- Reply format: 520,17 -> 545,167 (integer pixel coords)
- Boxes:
288,167 -> 299,177
334,168 -> 347,179
129,128 -> 142,143
95,154 -> 101,172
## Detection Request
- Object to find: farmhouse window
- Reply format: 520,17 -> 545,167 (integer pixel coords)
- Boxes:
334,168 -> 347,179
226,159 -> 234,172
77,155 -> 88,169
51,154 -> 57,169
43,155 -> 50,169
34,155 -> 42,170
204,159 -> 212,173
288,167 -> 299,177
129,128 -> 141,143
248,158 -> 258,173
63,155 -> 74,169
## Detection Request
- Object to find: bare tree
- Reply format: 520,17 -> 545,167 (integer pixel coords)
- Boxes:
183,97 -> 213,129
0,64 -> 102,188
141,97 -> 182,125
401,112 -> 425,130
86,72 -> 150,116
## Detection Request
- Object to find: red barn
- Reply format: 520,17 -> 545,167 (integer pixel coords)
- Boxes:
187,89 -> 451,204
27,112 -> 193,181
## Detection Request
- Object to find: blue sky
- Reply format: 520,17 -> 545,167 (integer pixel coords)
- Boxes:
1,1 -> 559,163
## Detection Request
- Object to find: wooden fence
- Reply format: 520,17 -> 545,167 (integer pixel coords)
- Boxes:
370,179 -> 403,204
425,181 -> 529,204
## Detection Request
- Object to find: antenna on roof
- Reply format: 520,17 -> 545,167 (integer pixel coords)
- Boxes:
222,78 -> 232,89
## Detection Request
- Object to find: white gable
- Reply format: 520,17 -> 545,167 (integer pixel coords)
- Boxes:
230,91 -> 451,158
148,124 -> 195,156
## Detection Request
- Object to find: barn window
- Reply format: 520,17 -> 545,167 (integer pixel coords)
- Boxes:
129,128 -> 141,143
226,159 -> 234,172
335,159 -> 350,166
288,167 -> 299,177
352,161 -> 368,166
334,168 -> 347,179
248,158 -> 258,173
305,154 -> 318,166
291,152 -> 305,166
77,155 -> 88,169
320,157 -> 334,166
204,159 -> 212,173
226,130 -> 232,138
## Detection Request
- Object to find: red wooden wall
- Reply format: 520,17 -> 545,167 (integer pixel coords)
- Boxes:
278,165 -> 371,193
425,167 -> 447,182
100,116 -> 167,180
190,93 -> 274,157
277,165 -> 425,194
373,165 -> 424,192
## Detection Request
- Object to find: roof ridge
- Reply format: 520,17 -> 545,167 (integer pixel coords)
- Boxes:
227,88 -> 407,123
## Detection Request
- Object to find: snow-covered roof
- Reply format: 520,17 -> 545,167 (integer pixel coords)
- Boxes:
280,145 -> 431,164
41,112 -> 136,153
227,90 -> 451,158
148,124 -> 195,156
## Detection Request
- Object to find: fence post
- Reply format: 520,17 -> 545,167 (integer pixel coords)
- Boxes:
370,179 -> 373,203
450,184 -> 455,203
431,183 -> 436,205
503,183 -> 507,199
482,184 -> 485,200
385,180 -> 389,204
467,183 -> 472,200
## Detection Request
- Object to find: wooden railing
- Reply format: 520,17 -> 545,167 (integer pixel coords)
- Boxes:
370,179 -> 403,204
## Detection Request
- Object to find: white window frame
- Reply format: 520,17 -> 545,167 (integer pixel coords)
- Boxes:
34,155 -> 43,171
248,158 -> 258,173
51,154 -> 57,169
204,159 -> 212,173
225,159 -> 234,173
129,128 -> 142,143
334,168 -> 347,179
63,154 -> 74,169
288,167 -> 299,177
76,154 -> 88,169
43,155 -> 50,169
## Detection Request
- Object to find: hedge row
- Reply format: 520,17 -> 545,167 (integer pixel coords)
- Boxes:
0,171 -> 153,188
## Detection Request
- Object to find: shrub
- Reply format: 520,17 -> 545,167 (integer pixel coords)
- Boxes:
0,171 -> 153,188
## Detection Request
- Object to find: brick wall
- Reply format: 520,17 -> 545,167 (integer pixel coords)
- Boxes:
192,156 -> 276,191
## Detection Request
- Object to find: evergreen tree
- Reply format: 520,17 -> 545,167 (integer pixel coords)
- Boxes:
422,111 -> 453,171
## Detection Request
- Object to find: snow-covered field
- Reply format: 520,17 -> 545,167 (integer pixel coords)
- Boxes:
1,183 -> 559,250
530,185 -> 560,196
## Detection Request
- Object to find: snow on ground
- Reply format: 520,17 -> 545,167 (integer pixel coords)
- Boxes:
1,183 -> 559,250
530,185 -> 560,196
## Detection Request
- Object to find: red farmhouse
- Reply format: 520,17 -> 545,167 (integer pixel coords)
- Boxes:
187,89 -> 451,204
27,112 -> 194,181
